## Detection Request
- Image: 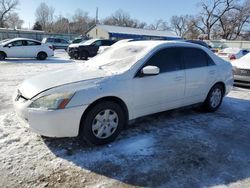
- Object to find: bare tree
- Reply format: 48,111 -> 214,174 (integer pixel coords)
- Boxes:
194,0 -> 236,39
242,29 -> 250,40
170,15 -> 191,37
147,19 -> 170,31
6,12 -> 23,28
35,2 -> 54,31
32,21 -> 42,30
169,15 -> 201,39
52,15 -> 70,34
70,9 -> 95,34
0,0 -> 19,27
103,9 -> 147,29
218,0 -> 250,39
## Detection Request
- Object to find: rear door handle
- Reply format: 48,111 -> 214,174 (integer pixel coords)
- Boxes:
209,70 -> 216,75
174,76 -> 184,81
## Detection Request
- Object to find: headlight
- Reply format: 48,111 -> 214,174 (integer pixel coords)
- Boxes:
29,92 -> 75,110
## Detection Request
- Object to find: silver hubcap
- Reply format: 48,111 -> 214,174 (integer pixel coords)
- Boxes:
210,88 -> 222,108
92,109 -> 119,139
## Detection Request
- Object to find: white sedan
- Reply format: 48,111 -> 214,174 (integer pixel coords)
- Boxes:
232,53 -> 250,86
0,38 -> 54,60
13,41 -> 233,145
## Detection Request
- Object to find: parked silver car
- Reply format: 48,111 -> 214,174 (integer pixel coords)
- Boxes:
42,37 -> 69,50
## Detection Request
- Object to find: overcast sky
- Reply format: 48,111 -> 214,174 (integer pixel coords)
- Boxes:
17,0 -> 201,29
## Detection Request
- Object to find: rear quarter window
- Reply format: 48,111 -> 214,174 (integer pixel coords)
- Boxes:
27,40 -> 41,46
207,55 -> 216,66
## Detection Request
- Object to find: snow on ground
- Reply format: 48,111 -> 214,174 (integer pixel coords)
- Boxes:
0,50 -> 250,188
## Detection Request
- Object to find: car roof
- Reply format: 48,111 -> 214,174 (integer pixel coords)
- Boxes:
185,40 -> 210,48
44,37 -> 68,40
127,40 -> 208,49
122,40 -> 220,63
1,38 -> 41,45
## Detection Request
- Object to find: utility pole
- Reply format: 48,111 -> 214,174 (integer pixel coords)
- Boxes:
95,7 -> 99,24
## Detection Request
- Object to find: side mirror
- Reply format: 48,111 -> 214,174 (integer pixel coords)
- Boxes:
141,66 -> 160,76
7,44 -> 13,48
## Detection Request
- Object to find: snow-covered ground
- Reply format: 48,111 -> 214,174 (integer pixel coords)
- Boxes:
0,50 -> 250,188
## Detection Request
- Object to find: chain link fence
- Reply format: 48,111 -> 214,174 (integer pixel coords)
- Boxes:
0,28 -> 79,41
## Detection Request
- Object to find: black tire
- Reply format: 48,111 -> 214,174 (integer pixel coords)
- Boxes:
79,101 -> 125,145
37,52 -> 47,60
80,51 -> 88,60
73,52 -> 79,59
0,52 -> 6,60
203,84 -> 224,112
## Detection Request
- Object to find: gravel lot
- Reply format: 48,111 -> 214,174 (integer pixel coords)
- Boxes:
0,50 -> 250,188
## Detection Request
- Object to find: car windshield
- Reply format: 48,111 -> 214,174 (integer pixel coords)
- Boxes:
85,42 -> 154,74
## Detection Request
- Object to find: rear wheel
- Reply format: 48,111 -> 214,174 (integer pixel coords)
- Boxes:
0,52 -> 6,60
203,84 -> 224,112
79,101 -> 125,145
37,52 -> 47,60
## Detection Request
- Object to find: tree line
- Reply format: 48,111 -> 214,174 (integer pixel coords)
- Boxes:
0,0 -> 250,40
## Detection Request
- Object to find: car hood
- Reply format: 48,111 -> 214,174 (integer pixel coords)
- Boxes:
69,43 -> 89,48
19,64 -> 111,99
232,59 -> 250,69
69,43 -> 81,48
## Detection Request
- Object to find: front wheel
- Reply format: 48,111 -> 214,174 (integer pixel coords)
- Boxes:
203,84 -> 224,112
79,101 -> 125,145
73,52 -> 79,59
0,52 -> 6,60
80,51 -> 88,60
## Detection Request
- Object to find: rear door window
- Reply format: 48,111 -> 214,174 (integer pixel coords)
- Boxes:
181,48 -> 208,69
55,39 -> 61,43
60,39 -> 68,44
47,38 -> 54,43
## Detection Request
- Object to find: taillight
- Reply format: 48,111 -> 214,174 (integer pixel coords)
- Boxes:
229,54 -> 236,60
212,49 -> 219,53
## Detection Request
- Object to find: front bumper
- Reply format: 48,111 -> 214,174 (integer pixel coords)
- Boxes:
233,68 -> 250,87
13,97 -> 88,138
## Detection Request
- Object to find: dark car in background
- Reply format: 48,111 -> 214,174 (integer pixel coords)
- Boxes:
42,37 -> 70,50
185,40 -> 212,49
67,39 -> 116,60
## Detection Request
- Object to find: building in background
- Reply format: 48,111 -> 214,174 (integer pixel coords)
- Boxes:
86,24 -> 181,40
